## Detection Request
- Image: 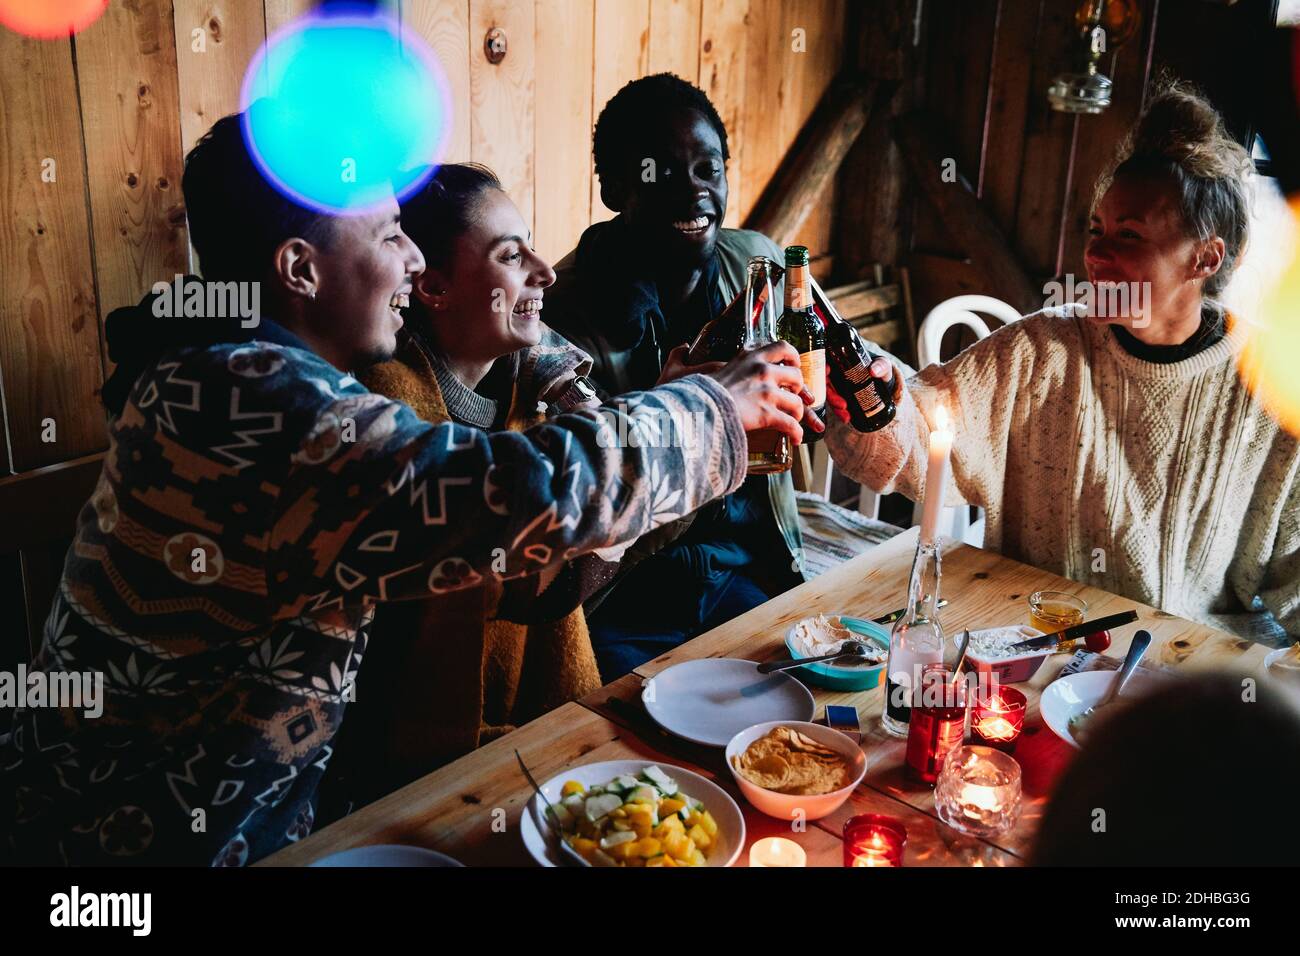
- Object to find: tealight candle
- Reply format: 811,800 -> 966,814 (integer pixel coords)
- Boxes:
749,837 -> 807,867
970,687 -> 1028,753
843,814 -> 907,867
918,404 -> 953,546
934,745 -> 1022,838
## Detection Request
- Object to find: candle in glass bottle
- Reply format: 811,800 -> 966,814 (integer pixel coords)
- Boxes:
742,256 -> 793,475
881,537 -> 947,737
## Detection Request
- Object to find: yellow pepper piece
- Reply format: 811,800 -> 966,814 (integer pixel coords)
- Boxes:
561,780 -> 585,797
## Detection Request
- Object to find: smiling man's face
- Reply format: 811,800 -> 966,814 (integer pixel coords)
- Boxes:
612,109 -> 728,269
310,197 -> 425,369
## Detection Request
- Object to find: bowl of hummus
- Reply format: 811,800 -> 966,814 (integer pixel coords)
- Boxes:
784,613 -> 888,691
725,721 -> 867,821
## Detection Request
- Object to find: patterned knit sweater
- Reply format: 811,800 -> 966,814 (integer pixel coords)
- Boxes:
827,307 -> 1300,639
0,321 -> 745,866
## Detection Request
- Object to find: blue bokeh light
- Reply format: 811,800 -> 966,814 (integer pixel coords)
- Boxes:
240,11 -> 450,215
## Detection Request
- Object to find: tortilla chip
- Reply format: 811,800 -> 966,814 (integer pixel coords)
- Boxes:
731,726 -> 853,795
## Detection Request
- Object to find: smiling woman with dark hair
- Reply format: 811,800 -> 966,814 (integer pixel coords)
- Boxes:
342,164 -> 618,794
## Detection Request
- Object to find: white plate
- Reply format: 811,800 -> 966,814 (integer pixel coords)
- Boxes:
1039,670 -> 1161,749
309,845 -> 464,867
641,658 -> 816,747
518,759 -> 744,867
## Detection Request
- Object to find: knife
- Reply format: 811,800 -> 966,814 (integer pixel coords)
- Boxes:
1007,609 -> 1140,652
855,598 -> 949,628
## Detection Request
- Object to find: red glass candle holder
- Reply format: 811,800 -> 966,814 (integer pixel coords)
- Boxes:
843,814 -> 907,867
905,663 -> 968,785
970,686 -> 1028,753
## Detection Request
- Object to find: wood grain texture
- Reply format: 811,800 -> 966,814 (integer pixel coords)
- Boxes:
74,0 -> 189,368
981,0 -> 1041,238
743,80 -> 874,249
910,0 -> 997,259
737,0 -> 788,226
1058,0 -> 1160,280
782,0 -> 844,260
263,0 -> 318,33
836,0 -> 923,279
1010,0 -> 1079,281
647,0 -> 701,81
403,0 -> 472,163
172,0 -> 267,155
895,110 -> 1039,313
698,0 -> 748,228
534,0 -> 594,261
589,0 -> 650,222
469,0 -> 535,229
629,528 -> 1269,860
0,31 -> 106,471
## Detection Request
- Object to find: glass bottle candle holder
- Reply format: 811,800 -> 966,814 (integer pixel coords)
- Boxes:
843,814 -> 907,867
935,745 -> 1022,838
970,686 -> 1028,753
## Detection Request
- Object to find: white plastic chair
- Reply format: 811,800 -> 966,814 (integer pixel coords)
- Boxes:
911,295 -> 1022,546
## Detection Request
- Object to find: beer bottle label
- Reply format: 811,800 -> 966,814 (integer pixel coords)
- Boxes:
842,362 -> 884,416
800,348 -> 826,406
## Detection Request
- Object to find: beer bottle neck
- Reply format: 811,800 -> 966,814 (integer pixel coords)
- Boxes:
785,264 -> 811,312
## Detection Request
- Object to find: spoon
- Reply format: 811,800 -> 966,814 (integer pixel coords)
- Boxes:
1070,629 -> 1152,736
758,640 -> 875,674
515,749 -> 592,868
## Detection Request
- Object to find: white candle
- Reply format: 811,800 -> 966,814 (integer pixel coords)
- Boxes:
918,403 -> 953,545
749,837 -> 807,867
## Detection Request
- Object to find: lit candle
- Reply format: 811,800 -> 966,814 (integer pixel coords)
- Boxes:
918,403 -> 953,546
970,687 -> 1027,752
842,814 -> 907,867
749,837 -> 807,867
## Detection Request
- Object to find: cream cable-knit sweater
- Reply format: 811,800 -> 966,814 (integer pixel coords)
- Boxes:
828,307 -> 1300,640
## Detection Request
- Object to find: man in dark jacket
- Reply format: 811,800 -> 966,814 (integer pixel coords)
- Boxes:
546,74 -> 809,680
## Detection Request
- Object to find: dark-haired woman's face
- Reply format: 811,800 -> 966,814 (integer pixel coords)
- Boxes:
1085,174 -> 1219,331
421,188 -> 555,361
614,109 -> 728,269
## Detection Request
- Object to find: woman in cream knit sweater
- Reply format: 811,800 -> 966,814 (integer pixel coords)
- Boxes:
829,82 -> 1299,642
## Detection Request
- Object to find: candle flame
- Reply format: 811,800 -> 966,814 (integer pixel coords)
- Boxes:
934,403 -> 951,433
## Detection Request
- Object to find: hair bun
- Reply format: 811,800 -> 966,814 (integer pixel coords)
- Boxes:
1123,77 -> 1248,180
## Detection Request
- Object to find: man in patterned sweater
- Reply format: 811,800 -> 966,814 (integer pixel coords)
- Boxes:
0,114 -> 817,865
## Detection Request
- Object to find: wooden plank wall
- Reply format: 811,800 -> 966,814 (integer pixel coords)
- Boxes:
0,0 -> 847,481
840,0 -> 1165,338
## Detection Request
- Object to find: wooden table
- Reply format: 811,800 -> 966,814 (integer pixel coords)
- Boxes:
262,527 -> 1271,867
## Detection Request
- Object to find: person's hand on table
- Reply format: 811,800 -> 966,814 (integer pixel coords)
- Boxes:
708,342 -> 824,445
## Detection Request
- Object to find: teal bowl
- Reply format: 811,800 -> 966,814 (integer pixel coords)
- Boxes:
783,617 -> 889,691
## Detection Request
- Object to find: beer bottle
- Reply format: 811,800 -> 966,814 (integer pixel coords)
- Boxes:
742,256 -> 793,475
777,246 -> 826,444
686,263 -> 785,365
809,273 -> 898,432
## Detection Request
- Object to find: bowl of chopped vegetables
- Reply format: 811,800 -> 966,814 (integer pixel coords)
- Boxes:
519,761 -> 745,867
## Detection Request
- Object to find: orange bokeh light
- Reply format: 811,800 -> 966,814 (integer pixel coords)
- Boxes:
1239,196 -> 1300,438
0,0 -> 108,39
